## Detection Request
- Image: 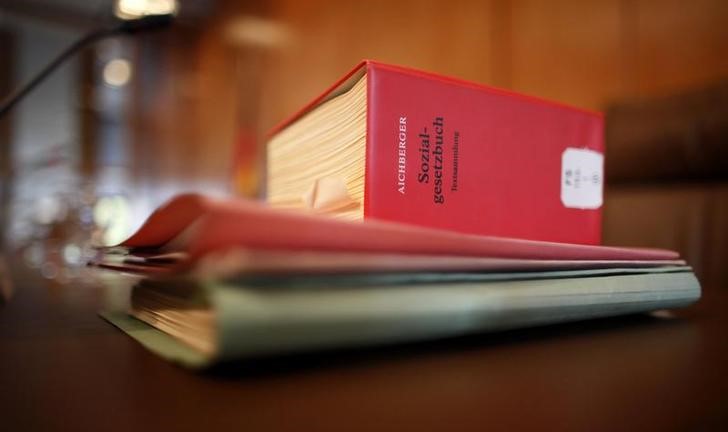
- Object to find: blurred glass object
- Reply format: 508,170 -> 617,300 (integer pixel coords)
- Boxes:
11,177 -> 130,283
114,0 -> 178,20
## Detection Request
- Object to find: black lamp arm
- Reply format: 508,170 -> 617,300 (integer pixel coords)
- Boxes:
0,15 -> 173,119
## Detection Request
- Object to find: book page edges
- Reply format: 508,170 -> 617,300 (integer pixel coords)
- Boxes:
106,269 -> 699,367
267,62 -> 369,137
100,311 -> 211,369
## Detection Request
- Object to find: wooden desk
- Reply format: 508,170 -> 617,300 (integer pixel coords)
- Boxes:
1,262 -> 727,431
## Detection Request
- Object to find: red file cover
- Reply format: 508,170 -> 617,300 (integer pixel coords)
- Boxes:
270,61 -> 605,245
120,194 -> 676,263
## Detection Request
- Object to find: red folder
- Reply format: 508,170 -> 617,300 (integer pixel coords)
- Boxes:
121,194 -> 678,264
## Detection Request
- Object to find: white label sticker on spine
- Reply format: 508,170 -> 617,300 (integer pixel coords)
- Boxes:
561,148 -> 603,209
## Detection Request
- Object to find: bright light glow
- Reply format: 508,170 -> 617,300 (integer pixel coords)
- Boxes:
102,59 -> 132,87
225,16 -> 292,48
93,196 -> 131,246
62,244 -> 82,266
114,0 -> 178,20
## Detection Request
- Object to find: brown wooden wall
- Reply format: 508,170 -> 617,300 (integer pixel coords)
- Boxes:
133,0 -> 727,186
259,0 -> 728,127
0,28 -> 15,248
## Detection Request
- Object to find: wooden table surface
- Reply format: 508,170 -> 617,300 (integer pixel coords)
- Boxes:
1,261 -> 727,431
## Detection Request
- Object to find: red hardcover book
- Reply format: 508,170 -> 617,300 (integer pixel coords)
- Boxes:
267,61 -> 604,245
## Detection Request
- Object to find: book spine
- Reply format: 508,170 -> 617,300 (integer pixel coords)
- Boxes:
365,62 -> 604,245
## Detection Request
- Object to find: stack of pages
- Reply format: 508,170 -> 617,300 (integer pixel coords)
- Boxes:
95,194 -> 700,369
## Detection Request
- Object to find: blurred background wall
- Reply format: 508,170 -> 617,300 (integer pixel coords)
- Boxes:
0,0 -> 726,288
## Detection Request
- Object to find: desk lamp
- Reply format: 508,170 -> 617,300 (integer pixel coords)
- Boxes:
0,0 -> 178,118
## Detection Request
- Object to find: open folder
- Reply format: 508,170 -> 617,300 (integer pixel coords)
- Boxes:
95,194 -> 700,368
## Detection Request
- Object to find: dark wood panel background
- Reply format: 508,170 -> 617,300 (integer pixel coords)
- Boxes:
127,0 -> 728,184
0,28 -> 15,249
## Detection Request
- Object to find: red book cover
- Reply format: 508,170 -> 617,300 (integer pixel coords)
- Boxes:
119,194 -> 675,262
270,61 -> 604,245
